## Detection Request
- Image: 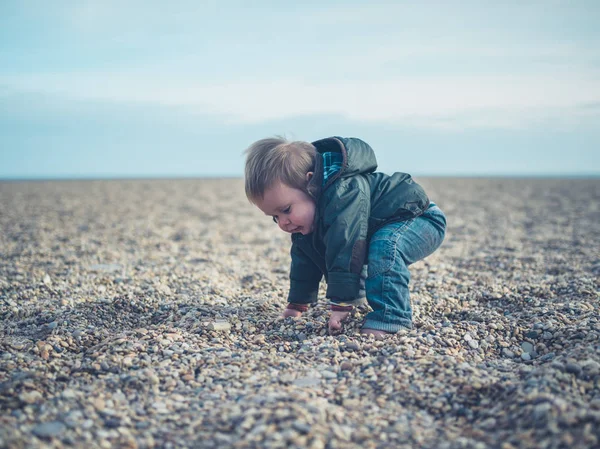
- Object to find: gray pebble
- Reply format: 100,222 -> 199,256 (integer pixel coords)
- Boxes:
293,377 -> 321,387
344,342 -> 360,351
521,342 -> 534,354
566,363 -> 582,376
292,422 -> 311,434
502,349 -> 515,358
32,421 -> 66,439
320,370 -> 337,379
540,352 -> 556,361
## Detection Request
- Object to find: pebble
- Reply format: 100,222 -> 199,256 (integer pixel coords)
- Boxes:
502,349 -> 515,358
32,421 -> 67,439
582,359 -> 600,376
565,362 -> 582,376
293,377 -> 321,387
293,421 -> 311,434
344,342 -> 361,351
340,361 -> 353,371
468,340 -> 479,349
208,320 -> 231,331
540,352 -> 556,362
320,370 -> 337,379
521,342 -> 534,354
19,391 -> 43,404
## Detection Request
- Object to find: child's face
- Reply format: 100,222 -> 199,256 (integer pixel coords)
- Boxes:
255,181 -> 316,235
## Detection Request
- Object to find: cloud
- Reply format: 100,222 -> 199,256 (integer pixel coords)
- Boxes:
2,71 -> 599,129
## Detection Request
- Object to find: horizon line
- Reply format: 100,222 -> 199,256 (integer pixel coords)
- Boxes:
1,173 -> 599,182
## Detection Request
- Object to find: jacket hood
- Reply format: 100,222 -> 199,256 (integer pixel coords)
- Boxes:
306,137 -> 378,199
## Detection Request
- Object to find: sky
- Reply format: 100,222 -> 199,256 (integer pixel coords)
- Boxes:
1,0 -> 599,178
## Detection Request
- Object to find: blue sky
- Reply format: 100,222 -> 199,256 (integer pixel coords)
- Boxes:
1,0 -> 599,178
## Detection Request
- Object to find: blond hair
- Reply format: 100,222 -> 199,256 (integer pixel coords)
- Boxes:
244,136 -> 317,203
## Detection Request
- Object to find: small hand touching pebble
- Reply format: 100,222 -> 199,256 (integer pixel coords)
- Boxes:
328,310 -> 352,335
280,308 -> 302,319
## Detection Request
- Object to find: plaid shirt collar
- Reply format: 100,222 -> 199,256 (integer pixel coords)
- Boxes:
322,152 -> 343,186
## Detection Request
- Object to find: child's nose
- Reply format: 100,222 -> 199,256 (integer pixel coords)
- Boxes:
278,218 -> 291,231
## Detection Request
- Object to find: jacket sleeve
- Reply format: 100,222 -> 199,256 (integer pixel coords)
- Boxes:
287,241 -> 323,304
322,176 -> 370,302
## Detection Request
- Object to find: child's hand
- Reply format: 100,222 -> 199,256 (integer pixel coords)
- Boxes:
328,304 -> 354,335
280,303 -> 308,319
280,308 -> 302,318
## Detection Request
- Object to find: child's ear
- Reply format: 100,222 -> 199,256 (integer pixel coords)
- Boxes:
305,172 -> 314,182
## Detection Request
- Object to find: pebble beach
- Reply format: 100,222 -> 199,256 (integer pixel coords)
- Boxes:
1,177 -> 599,449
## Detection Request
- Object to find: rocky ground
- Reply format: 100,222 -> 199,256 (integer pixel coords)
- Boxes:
0,177 -> 599,449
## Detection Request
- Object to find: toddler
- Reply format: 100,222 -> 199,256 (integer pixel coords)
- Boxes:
244,136 -> 446,338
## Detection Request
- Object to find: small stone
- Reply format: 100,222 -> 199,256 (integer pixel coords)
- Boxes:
540,352 -> 556,362
480,417 -> 496,429
551,361 -> 565,371
61,389 -> 77,399
565,362 -> 582,376
152,402 -> 170,414
20,391 -> 43,404
296,332 -> 307,341
502,349 -> 515,358
208,320 -> 231,332
521,342 -> 534,354
293,422 -> 311,434
157,284 -> 172,296
293,377 -> 321,387
525,330 -> 542,339
32,421 -> 66,439
340,361 -> 353,371
309,437 -> 326,449
147,374 -> 160,385
582,359 -> 600,376
344,342 -> 360,351
320,370 -> 337,379
104,417 -> 121,429
468,340 -> 479,349
532,403 -> 552,421
521,352 -> 531,361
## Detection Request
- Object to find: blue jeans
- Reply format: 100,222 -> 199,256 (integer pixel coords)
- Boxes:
362,203 -> 446,332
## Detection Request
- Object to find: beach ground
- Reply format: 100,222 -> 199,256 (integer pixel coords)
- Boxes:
1,177 -> 599,449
